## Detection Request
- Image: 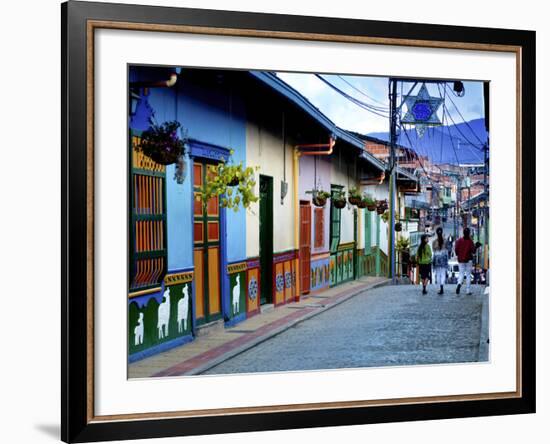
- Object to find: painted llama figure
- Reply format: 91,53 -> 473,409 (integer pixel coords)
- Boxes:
134,312 -> 144,346
232,275 -> 240,315
177,285 -> 189,333
157,287 -> 171,339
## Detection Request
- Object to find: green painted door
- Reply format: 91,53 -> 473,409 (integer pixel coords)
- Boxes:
259,175 -> 273,305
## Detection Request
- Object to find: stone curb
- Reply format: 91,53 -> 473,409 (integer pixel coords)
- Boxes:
187,278 -> 391,376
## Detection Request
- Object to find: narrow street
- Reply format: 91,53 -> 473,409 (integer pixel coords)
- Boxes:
203,284 -> 488,375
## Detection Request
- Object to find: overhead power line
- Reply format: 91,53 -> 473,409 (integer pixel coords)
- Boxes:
315,74 -> 390,119
336,75 -> 389,107
444,84 -> 486,147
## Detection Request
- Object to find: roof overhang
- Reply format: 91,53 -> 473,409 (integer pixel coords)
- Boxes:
249,71 -> 386,172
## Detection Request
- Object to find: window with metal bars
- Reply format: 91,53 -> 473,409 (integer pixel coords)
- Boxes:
129,132 -> 167,290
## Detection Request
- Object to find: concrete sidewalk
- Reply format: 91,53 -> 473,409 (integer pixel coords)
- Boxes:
128,276 -> 389,378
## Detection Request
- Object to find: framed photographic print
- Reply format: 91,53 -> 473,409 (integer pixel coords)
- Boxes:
61,1 -> 536,442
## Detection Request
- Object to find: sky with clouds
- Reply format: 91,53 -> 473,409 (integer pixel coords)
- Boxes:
276,72 -> 485,135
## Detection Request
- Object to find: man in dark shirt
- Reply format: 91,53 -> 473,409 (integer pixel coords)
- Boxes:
454,228 -> 480,295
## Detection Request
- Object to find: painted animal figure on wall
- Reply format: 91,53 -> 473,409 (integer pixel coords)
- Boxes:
232,275 -> 240,315
157,288 -> 171,339
177,285 -> 189,333
134,312 -> 144,346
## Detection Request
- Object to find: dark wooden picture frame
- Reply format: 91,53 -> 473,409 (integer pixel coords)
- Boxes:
62,1 -> 536,442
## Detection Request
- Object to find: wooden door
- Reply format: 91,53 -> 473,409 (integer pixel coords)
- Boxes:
299,202 -> 311,294
259,175 -> 273,305
193,161 -> 222,324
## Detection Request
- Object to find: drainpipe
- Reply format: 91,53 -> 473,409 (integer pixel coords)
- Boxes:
296,137 -> 336,156
130,71 -> 178,88
292,137 -> 335,301
293,148 -> 301,301
360,170 -> 386,186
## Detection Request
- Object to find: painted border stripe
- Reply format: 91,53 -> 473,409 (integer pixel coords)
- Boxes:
164,271 -> 194,285
227,262 -> 247,274
128,286 -> 162,298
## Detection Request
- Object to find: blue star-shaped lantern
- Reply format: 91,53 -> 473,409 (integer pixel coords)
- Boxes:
401,83 -> 444,137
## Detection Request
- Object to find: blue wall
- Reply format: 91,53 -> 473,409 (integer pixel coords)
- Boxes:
129,67 -> 248,271
176,79 -> 247,263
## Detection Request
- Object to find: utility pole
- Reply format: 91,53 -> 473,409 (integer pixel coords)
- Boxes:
482,81 -> 490,274
483,142 -> 488,241
454,174 -> 460,240
467,172 -> 471,230
482,142 -> 489,268
389,78 -> 398,283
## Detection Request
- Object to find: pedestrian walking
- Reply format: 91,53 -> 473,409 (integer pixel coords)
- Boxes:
454,227 -> 480,295
432,227 -> 449,295
446,234 -> 453,257
416,234 -> 432,295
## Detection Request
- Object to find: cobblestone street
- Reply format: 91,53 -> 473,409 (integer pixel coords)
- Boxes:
203,284 -> 488,375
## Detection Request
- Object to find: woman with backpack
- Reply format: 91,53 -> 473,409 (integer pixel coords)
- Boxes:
416,234 -> 432,295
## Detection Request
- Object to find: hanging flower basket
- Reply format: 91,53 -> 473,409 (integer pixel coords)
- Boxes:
332,190 -> 347,209
377,207 -> 386,215
395,222 -> 403,232
138,120 -> 187,165
347,187 -> 362,206
227,176 -> 240,186
333,198 -> 347,209
360,196 -> 376,211
312,196 -> 328,207
307,189 -> 331,207
199,160 -> 260,211
376,199 -> 388,210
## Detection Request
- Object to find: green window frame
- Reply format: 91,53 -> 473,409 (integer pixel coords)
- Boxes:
330,185 -> 343,253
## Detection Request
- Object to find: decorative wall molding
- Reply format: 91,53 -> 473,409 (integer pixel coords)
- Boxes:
189,139 -> 231,162
246,257 -> 260,269
338,241 -> 355,251
128,286 -> 162,299
273,249 -> 298,264
164,271 -> 194,286
227,261 -> 247,275
310,251 -> 330,261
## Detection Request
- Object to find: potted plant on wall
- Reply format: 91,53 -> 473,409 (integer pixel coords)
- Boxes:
199,153 -> 259,212
313,190 -> 331,207
138,120 -> 187,165
306,189 -> 331,207
332,189 -> 347,209
376,199 -> 388,214
396,237 -> 411,277
364,196 -> 377,211
358,195 -> 376,210
396,237 -> 410,252
347,187 -> 362,206
395,220 -> 403,232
